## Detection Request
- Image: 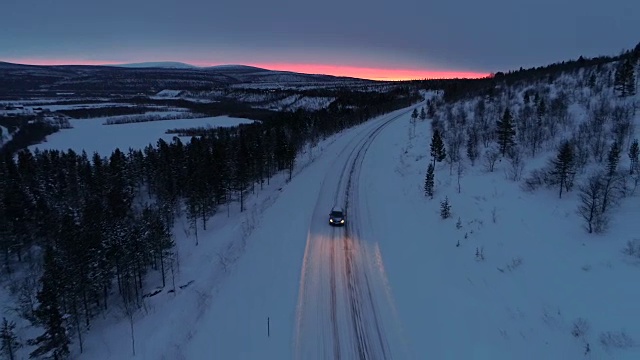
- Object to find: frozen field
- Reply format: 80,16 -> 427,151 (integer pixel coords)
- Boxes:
28,115 -> 255,155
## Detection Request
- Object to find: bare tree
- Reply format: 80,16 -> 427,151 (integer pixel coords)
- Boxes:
507,146 -> 526,181
577,173 -> 608,233
484,145 -> 500,172
600,174 -> 623,214
120,299 -> 137,356
457,160 -> 465,193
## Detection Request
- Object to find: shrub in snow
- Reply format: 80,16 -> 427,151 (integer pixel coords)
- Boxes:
571,317 -> 590,338
549,140 -> 576,198
483,145 -> 500,172
599,330 -> 635,350
622,239 -> 640,259
506,257 -> 523,272
522,168 -> 553,192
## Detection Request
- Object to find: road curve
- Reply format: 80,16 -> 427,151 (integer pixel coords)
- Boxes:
293,105 -> 420,360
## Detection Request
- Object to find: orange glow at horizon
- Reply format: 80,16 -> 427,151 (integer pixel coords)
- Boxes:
3,58 -> 489,81
244,63 -> 489,80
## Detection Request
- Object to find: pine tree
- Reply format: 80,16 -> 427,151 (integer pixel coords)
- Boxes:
550,141 -> 576,198
1,318 -> 21,360
629,139 -> 639,175
427,101 -> 436,118
466,131 -> 479,166
614,62 -> 625,95
419,107 -> 427,121
28,247 -> 70,360
625,59 -> 636,96
615,59 -> 636,97
588,73 -> 597,88
606,141 -> 621,177
537,98 -> 546,119
430,129 -> 446,167
440,197 -> 451,219
496,108 -> 516,156
424,163 -> 435,198
411,108 -> 419,122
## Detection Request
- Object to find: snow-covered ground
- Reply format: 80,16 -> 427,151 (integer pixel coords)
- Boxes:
69,91 -> 639,360
365,115 -> 640,360
28,115 -> 255,156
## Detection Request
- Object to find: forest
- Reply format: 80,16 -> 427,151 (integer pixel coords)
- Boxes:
0,86 -> 420,358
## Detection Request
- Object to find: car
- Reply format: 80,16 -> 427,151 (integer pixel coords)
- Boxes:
329,207 -> 346,226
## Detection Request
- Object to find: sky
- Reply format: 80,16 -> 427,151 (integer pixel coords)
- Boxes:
1,0 -> 639,80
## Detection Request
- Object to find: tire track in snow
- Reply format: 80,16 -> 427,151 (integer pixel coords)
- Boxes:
329,226 -> 341,360
342,110 -> 400,359
294,104 -> 422,359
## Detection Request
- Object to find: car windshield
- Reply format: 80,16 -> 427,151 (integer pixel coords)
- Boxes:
331,211 -> 343,217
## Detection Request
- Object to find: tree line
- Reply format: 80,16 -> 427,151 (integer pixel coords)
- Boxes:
420,55 -> 638,235
410,41 -> 640,103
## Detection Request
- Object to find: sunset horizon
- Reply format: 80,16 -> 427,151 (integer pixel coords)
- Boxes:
1,57 -> 490,81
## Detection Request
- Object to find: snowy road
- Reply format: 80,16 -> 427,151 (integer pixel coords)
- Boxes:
293,106 -> 417,360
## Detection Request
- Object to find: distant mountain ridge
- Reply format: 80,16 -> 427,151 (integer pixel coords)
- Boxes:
0,61 -> 375,97
115,62 -> 198,69
115,62 -> 272,72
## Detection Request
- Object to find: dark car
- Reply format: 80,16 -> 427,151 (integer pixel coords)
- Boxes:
329,207 -> 346,226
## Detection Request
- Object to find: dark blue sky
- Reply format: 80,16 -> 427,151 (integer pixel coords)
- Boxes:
1,0 -> 639,76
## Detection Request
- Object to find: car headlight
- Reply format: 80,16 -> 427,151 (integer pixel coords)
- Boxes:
340,219 -> 344,223
330,219 -> 334,222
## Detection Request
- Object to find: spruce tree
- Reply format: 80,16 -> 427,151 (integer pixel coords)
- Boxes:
614,62 -> 625,96
606,141 -> 621,177
411,108 -> 419,122
496,108 -> 516,156
537,98 -> 546,120
588,73 -> 597,88
615,59 -> 636,97
1,318 -> 21,360
28,247 -> 70,360
424,163 -> 435,198
624,59 -> 636,96
440,197 -> 451,219
430,129 -> 446,167
420,107 -> 427,121
427,101 -> 436,118
629,139 -> 639,174
550,141 -> 576,198
466,132 -> 479,166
